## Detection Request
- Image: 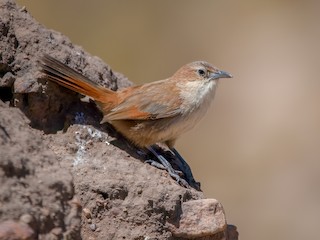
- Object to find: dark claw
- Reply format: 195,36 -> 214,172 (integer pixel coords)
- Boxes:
170,148 -> 201,191
145,159 -> 184,176
176,177 -> 190,188
145,159 -> 167,170
146,146 -> 190,188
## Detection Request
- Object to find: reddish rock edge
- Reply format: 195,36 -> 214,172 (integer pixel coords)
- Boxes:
0,0 -> 238,239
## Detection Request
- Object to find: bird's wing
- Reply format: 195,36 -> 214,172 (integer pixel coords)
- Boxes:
103,80 -> 183,121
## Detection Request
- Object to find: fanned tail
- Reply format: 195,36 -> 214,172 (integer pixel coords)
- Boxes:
40,55 -> 117,108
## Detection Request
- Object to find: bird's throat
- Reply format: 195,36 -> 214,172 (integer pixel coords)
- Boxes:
178,80 -> 218,114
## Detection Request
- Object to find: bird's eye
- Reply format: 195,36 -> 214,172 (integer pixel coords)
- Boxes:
197,69 -> 206,77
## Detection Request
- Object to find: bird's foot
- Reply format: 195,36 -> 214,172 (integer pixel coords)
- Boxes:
144,159 -> 183,176
170,148 -> 201,191
146,147 -> 189,188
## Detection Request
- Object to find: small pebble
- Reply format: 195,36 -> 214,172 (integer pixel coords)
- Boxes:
19,6 -> 27,12
19,214 -> 33,225
89,223 -> 96,231
51,227 -> 62,236
83,208 -> 92,219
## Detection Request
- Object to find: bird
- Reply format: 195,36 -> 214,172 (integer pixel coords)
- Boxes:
40,55 -> 232,189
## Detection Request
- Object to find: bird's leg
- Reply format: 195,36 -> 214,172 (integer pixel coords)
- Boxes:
169,148 -> 201,191
145,146 -> 188,188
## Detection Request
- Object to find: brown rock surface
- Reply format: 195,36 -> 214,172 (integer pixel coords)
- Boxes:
0,0 -> 238,239
169,199 -> 226,238
0,101 -> 80,239
0,220 -> 35,240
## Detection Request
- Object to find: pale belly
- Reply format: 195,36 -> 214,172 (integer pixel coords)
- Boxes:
111,92 -> 214,147
111,79 -> 218,147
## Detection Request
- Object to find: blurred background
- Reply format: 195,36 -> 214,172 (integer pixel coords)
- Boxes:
16,0 -> 320,239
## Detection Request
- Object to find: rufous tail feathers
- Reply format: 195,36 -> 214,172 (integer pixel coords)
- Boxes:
40,55 -> 118,112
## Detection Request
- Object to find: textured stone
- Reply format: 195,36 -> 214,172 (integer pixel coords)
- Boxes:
170,199 -> 226,239
0,220 -> 35,240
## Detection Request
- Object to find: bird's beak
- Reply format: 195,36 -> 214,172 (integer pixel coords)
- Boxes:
210,70 -> 233,80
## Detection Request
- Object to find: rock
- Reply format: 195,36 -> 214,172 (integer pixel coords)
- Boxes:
0,220 -> 34,240
169,199 -> 226,239
19,214 -> 34,226
89,223 -> 96,231
0,102 -> 80,239
226,225 -> 239,240
0,0 -> 130,133
83,208 -> 92,219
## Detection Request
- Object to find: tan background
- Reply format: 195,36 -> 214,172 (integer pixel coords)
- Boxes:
16,1 -> 320,239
